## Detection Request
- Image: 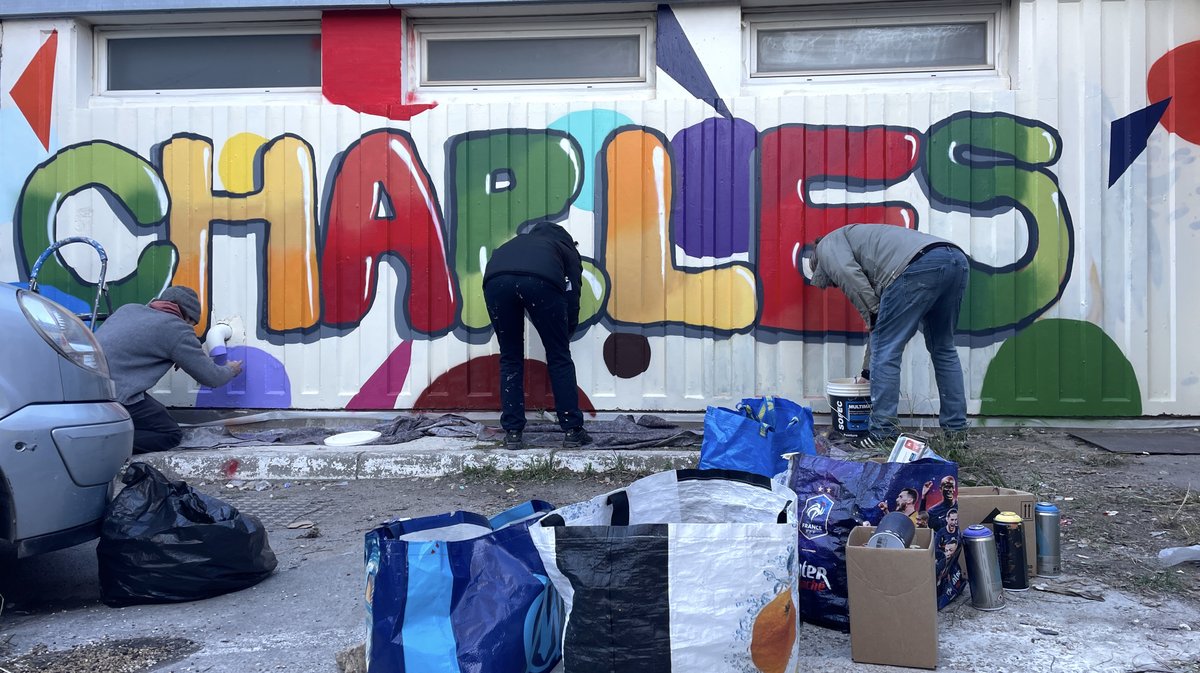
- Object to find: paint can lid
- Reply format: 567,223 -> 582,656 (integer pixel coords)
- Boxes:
324,430 -> 382,447
1035,502 -> 1060,513
994,511 -> 1023,524
964,524 -> 993,539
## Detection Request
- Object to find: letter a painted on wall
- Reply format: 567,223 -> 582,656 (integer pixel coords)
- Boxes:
321,129 -> 457,336
10,30 -> 58,150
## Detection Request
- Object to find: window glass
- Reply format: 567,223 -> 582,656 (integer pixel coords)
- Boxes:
756,22 -> 988,74
424,34 -> 642,84
107,33 -> 320,91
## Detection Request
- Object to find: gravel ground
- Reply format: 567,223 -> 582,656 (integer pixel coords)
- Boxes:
0,427 -> 1196,672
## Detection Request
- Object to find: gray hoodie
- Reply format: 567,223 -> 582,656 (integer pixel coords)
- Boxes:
810,224 -> 962,370
810,224 -> 960,325
96,303 -> 237,405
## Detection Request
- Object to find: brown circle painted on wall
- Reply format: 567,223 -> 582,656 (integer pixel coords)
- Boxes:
603,333 -> 652,379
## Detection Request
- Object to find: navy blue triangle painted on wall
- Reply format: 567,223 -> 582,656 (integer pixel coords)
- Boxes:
656,4 -> 732,119
1108,98 -> 1171,187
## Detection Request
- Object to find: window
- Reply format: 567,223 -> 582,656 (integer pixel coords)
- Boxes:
412,17 -> 653,89
747,4 -> 1002,79
97,24 -> 320,94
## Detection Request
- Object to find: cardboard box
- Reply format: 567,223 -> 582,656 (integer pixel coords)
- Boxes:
846,526 -> 938,670
957,486 -> 1037,577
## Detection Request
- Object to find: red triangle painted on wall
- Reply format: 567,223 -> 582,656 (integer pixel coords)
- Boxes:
9,30 -> 58,151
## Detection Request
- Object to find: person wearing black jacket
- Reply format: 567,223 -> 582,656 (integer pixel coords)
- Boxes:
483,221 -> 592,449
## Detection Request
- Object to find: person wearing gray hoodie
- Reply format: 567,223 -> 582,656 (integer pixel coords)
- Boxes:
805,224 -> 969,447
96,286 -> 242,453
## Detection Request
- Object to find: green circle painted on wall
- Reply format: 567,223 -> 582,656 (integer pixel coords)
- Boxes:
980,319 -> 1142,417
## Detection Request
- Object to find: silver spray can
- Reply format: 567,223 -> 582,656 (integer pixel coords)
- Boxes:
962,524 -> 1005,610
1035,502 -> 1062,577
867,511 -> 917,548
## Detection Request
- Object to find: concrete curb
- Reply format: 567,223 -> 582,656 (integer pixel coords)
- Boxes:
138,436 -> 701,481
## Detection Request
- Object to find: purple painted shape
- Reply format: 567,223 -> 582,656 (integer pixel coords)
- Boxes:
670,117 -> 758,260
656,4 -> 731,119
196,345 -> 291,409
347,341 -> 412,410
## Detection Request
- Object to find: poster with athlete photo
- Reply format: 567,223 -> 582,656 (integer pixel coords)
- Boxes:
788,454 -> 966,630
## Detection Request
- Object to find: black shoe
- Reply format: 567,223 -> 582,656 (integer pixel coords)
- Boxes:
503,430 -> 524,450
563,427 -> 592,448
938,429 -> 970,450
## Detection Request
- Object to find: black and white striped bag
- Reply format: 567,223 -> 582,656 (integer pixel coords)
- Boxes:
530,469 -> 800,673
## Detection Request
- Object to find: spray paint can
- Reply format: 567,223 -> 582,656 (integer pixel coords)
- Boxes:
993,511 -> 1029,591
962,525 -> 1005,610
867,511 -> 917,548
1035,502 -> 1062,577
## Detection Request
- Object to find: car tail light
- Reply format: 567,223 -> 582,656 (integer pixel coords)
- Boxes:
17,290 -> 110,377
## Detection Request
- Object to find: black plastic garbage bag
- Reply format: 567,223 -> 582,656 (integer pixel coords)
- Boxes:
97,462 -> 278,606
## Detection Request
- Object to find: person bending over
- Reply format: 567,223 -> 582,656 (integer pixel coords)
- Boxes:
483,221 -> 592,450
96,286 -> 241,453
805,224 -> 970,448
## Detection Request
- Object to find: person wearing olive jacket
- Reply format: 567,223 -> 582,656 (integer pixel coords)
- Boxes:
483,221 -> 592,450
805,224 -> 970,448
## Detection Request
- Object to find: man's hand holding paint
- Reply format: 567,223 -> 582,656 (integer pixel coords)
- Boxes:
228,360 -> 244,377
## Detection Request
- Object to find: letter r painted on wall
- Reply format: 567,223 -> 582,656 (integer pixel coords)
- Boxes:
446,129 -> 584,331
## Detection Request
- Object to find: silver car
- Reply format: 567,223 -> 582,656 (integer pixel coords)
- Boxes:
0,283 -> 132,558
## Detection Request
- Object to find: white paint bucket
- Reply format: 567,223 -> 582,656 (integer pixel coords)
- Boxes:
826,378 -> 871,438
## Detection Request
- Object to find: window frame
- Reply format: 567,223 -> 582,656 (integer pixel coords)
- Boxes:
94,22 -> 323,100
409,15 -> 655,94
745,2 -> 1004,81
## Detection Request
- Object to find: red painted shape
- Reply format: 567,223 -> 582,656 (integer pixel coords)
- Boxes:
1148,40 -> 1200,144
321,129 -> 457,334
322,10 -> 437,121
10,30 -> 58,150
347,341 -> 413,409
757,125 -> 921,334
221,458 -> 240,479
414,354 -> 596,415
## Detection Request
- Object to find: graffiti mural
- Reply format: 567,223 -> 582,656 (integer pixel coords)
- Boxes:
7,12 -> 1193,418
6,108 -> 1102,408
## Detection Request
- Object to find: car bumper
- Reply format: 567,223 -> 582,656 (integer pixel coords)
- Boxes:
0,402 -> 133,556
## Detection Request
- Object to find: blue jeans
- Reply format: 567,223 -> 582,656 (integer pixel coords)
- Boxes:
483,274 -> 583,433
869,246 -> 969,435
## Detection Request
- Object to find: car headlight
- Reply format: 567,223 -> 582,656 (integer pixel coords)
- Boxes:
17,290 -> 110,377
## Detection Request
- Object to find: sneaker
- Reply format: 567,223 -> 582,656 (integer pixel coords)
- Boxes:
503,430 -> 524,450
563,427 -> 593,448
850,433 -> 895,452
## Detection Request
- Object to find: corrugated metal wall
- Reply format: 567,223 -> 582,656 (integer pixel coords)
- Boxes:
0,0 -> 1197,417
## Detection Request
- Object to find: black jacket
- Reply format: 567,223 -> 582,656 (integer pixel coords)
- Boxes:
483,221 -> 584,330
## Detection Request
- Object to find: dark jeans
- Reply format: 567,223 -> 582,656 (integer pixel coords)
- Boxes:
483,274 -> 583,433
125,394 -> 183,454
870,246 -> 970,435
